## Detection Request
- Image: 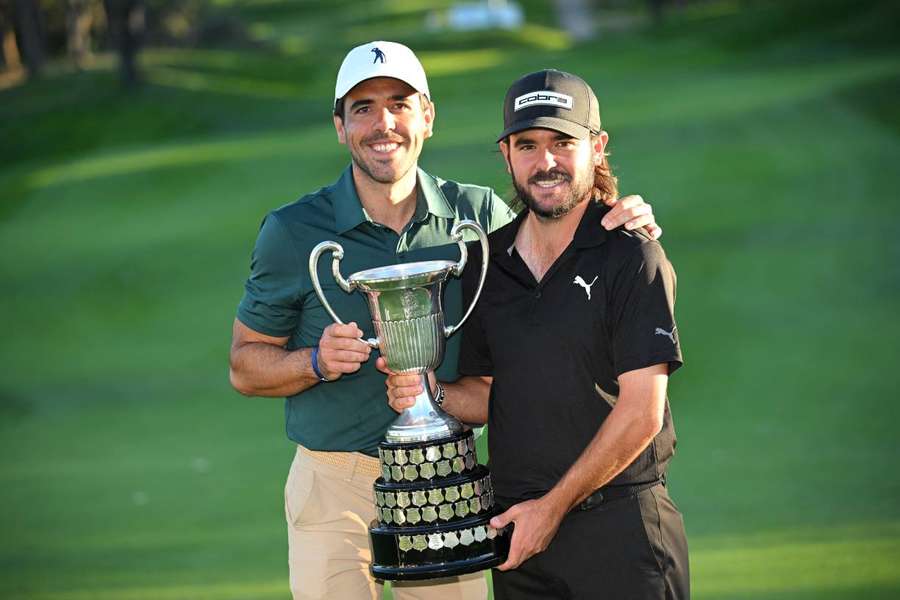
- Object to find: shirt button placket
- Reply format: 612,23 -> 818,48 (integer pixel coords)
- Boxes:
529,286 -> 542,324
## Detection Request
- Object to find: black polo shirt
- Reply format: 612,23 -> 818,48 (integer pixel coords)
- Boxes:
458,201 -> 683,504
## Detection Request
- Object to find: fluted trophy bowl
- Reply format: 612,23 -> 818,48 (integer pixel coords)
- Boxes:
309,220 -> 490,443
350,260 -> 454,374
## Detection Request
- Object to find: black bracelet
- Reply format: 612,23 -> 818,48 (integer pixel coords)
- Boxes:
310,346 -> 330,382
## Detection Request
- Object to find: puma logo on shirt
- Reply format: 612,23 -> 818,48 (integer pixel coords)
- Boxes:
573,275 -> 599,300
655,327 -> 677,344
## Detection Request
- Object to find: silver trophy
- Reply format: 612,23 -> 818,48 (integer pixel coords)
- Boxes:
309,220 -> 510,581
308,220 -> 489,443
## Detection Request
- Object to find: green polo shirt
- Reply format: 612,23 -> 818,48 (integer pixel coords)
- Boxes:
237,165 -> 515,455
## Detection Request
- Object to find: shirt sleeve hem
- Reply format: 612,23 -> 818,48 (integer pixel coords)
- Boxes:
235,311 -> 295,339
615,354 -> 683,378
458,364 -> 494,377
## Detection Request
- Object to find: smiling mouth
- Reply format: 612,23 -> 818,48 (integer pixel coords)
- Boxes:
530,174 -> 570,189
370,142 -> 400,153
365,137 -> 405,155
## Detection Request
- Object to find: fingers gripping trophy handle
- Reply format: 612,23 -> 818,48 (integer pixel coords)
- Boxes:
444,220 -> 489,338
308,241 -> 379,349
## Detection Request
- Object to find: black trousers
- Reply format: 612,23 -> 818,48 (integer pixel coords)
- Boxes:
492,484 -> 689,600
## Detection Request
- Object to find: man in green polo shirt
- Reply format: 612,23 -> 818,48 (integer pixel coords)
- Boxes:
229,41 -> 661,600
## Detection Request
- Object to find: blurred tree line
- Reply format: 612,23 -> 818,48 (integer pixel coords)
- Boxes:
0,0 -> 247,86
0,0 -> 797,88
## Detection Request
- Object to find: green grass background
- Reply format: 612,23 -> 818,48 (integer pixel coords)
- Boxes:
1,0 -> 899,598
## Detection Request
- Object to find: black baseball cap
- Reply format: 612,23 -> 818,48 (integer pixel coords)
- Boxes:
497,69 -> 601,142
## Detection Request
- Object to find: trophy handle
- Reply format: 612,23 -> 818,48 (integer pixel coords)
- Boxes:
308,241 -> 379,349
444,219 -> 489,339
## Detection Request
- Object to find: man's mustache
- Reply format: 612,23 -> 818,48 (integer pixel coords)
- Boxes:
362,134 -> 407,145
528,169 -> 571,185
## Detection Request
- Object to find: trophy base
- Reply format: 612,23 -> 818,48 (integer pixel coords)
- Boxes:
370,430 -> 510,581
369,514 -> 511,581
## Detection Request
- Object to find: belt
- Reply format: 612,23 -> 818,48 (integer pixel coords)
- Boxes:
298,445 -> 383,479
576,478 -> 664,511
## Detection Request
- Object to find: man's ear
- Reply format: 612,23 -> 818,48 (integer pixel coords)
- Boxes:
592,131 -> 609,162
499,140 -> 511,174
423,99 -> 436,139
333,114 -> 346,145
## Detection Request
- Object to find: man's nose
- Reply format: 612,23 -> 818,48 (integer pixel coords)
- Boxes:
535,148 -> 557,171
373,107 -> 396,132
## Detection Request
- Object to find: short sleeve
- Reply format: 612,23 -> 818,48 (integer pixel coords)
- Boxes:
610,241 -> 683,376
236,212 -> 303,337
458,242 -> 493,376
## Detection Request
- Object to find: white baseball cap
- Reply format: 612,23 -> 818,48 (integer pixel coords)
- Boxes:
334,41 -> 430,111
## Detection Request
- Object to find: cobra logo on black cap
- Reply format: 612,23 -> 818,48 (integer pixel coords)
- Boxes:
514,90 -> 573,111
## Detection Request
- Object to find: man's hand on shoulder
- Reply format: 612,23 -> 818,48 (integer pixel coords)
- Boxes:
601,194 -> 662,240
317,322 -> 372,380
491,496 -> 567,571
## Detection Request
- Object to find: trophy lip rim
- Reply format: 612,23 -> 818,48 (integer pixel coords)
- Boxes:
348,259 -> 456,286
378,429 -> 472,449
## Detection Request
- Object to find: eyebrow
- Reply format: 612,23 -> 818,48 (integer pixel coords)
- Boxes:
348,95 -> 414,112
348,99 -> 372,112
513,132 -> 573,148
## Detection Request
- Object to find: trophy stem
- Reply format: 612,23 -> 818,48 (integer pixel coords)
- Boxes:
385,373 -> 464,443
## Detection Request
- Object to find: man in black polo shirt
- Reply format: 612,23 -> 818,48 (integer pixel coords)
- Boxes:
383,70 -> 689,599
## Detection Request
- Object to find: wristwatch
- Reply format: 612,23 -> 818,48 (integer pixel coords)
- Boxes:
433,382 -> 445,407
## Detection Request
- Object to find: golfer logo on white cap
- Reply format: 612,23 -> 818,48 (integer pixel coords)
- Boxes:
372,47 -> 385,64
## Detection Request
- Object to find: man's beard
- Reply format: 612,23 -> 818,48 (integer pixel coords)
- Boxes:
349,133 -> 416,184
511,164 -> 594,220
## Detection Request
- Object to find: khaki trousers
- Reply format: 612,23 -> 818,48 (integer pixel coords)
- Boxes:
286,445 -> 488,600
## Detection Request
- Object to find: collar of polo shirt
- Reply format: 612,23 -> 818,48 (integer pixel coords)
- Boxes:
490,200 -> 612,261
331,166 -> 456,234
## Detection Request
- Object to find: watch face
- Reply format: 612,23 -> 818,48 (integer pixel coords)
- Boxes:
433,383 -> 445,406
